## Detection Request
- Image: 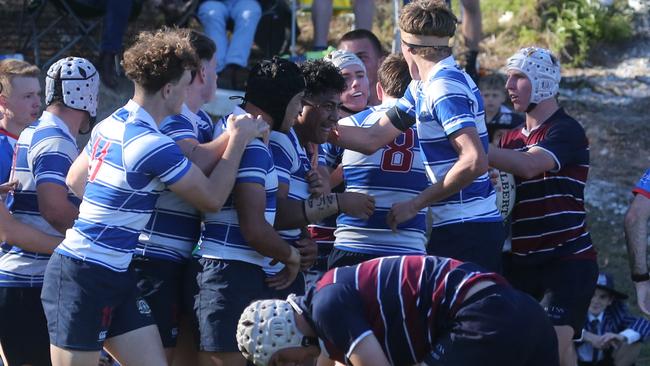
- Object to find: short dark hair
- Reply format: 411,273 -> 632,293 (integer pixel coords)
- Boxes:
122,28 -> 199,94
245,57 -> 305,130
189,30 -> 216,61
478,72 -> 506,92
337,29 -> 386,58
299,59 -> 346,98
378,54 -> 411,98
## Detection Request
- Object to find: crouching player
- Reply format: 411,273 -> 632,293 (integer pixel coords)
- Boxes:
238,255 -> 559,366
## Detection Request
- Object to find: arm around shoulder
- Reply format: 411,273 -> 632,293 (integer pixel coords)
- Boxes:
333,113 -> 403,155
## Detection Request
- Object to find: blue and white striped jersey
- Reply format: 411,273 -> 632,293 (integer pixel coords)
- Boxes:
0,112 -> 80,287
269,128 -> 313,244
396,56 -> 501,227
196,111 -> 279,273
137,104 -> 214,262
0,128 -> 18,184
334,101 -> 428,255
56,100 -> 192,272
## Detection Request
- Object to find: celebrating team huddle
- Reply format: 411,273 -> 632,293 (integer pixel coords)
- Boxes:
0,0 -> 602,365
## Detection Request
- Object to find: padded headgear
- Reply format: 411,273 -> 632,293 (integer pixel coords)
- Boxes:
325,49 -> 366,73
46,57 -> 99,118
244,57 -> 305,131
237,296 -> 316,366
506,47 -> 561,106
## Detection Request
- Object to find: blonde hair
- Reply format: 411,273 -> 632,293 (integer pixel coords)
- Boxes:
0,59 -> 40,97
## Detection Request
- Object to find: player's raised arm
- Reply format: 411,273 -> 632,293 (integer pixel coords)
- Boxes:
333,111 -> 405,155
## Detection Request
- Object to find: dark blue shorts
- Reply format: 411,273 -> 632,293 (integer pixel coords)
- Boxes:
0,287 -> 51,365
327,248 -> 382,270
184,258 -> 304,352
425,285 -> 559,366
504,256 -> 598,337
131,256 -> 185,348
427,221 -> 505,273
41,253 -> 155,351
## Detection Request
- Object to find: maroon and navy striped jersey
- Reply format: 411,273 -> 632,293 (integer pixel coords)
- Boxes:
300,255 -> 504,365
499,108 -> 595,261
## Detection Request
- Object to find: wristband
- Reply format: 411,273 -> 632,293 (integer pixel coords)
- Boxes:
631,272 -> 650,282
386,106 -> 416,132
303,193 -> 340,223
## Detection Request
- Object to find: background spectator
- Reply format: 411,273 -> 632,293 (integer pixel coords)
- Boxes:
478,72 -> 523,145
311,0 -> 374,51
575,273 -> 650,366
197,0 -> 262,91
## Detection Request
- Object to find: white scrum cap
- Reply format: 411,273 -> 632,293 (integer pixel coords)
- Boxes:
506,47 -> 561,105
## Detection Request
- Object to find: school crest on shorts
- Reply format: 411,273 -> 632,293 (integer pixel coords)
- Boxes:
137,299 -> 152,315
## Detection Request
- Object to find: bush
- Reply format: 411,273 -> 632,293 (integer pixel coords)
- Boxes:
542,0 -> 633,65
481,0 -> 633,66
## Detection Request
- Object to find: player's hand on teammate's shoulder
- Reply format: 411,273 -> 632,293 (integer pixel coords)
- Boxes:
387,199 -> 419,232
338,192 -> 375,220
227,113 -> 270,144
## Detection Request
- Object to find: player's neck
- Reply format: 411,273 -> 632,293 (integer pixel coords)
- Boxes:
525,99 -> 559,131
0,117 -> 23,138
45,105 -> 84,138
185,85 -> 204,114
132,89 -> 173,126
414,58 -> 436,81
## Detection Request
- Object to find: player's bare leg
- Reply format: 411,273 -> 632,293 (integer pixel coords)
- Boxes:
104,325 -> 168,365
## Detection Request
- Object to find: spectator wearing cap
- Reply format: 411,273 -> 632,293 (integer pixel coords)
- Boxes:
478,72 -> 523,145
324,49 -> 369,118
574,273 -> 650,366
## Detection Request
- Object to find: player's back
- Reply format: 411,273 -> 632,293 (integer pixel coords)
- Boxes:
57,101 -> 191,272
335,102 -> 428,255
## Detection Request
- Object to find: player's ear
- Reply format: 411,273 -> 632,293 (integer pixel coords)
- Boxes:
161,82 -> 172,99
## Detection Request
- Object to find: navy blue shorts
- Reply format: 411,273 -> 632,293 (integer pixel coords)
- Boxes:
427,221 -> 505,273
327,248 -> 382,270
425,285 -> 559,366
131,256 -> 185,348
0,287 -> 51,365
41,253 -> 155,351
504,256 -> 598,337
185,258 -> 304,352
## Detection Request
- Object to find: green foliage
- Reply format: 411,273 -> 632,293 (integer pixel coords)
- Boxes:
542,0 -> 633,65
482,0 -> 633,66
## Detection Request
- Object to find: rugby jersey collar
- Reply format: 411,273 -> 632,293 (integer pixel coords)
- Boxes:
125,99 -> 159,131
180,103 -> 194,120
424,55 -> 458,83
0,128 -> 19,140
520,107 -> 566,137
40,111 -> 75,142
